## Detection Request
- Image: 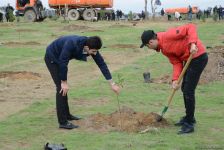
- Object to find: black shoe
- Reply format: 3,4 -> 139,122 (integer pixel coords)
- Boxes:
175,116 -> 196,126
59,122 -> 79,129
178,122 -> 194,134
67,115 -> 82,121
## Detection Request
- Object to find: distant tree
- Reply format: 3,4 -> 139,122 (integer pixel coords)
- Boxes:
144,0 -> 149,20
150,0 -> 161,19
128,11 -> 133,20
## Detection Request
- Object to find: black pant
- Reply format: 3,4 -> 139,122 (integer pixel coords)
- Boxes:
45,55 -> 71,124
181,53 -> 208,123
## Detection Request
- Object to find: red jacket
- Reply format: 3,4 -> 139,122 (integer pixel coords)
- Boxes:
157,24 -> 206,81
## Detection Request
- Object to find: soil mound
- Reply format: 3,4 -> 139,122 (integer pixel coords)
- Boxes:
0,71 -> 41,80
75,106 -> 168,133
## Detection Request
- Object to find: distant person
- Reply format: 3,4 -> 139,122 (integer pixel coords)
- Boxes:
0,12 -> 3,22
213,5 -> 218,15
167,14 -> 172,21
218,5 -> 223,20
161,8 -> 165,16
111,10 -> 115,21
116,10 -> 119,20
5,3 -> 14,22
204,9 -> 210,18
119,10 -> 123,19
174,11 -> 181,21
222,6 -> 224,19
188,5 -> 193,21
196,10 -> 202,20
140,24 -> 208,134
141,10 -> 145,20
45,35 -> 120,129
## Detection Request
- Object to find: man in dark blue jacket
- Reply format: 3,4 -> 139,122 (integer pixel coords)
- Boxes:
45,35 -> 120,129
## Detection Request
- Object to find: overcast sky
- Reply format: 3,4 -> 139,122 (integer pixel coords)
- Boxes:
1,0 -> 224,13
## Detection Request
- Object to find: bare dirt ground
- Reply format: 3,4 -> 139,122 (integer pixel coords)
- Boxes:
75,106 -> 168,133
62,24 -> 104,33
109,44 -> 139,49
16,29 -> 38,32
0,71 -> 41,80
150,46 -> 224,84
3,41 -> 41,47
200,46 -> 224,84
0,49 -> 150,121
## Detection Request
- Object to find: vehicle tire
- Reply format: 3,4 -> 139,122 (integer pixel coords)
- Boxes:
82,9 -> 96,21
68,9 -> 80,21
24,9 -> 37,22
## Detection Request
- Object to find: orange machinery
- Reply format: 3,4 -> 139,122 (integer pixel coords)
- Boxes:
48,0 -> 113,21
16,0 -> 46,22
165,6 -> 199,14
49,0 -> 113,8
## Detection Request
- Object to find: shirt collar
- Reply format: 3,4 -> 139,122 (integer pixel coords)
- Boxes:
156,32 -> 163,52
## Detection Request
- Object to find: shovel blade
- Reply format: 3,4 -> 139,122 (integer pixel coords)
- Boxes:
157,106 -> 169,122
161,106 -> 169,115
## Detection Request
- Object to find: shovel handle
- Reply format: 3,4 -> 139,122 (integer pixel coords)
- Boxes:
167,53 -> 194,106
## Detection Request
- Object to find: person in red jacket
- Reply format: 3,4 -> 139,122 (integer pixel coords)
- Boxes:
140,24 -> 208,134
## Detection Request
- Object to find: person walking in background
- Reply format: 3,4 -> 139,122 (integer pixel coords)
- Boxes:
196,9 -> 202,20
174,11 -> 181,21
5,3 -> 14,22
188,5 -> 193,21
45,35 -> 120,129
161,8 -> 165,16
141,10 -> 146,20
218,5 -> 223,20
140,24 -> 208,134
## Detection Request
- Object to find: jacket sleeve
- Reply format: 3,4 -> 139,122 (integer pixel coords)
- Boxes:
168,55 -> 183,81
58,40 -> 76,81
166,23 -> 198,45
92,52 -> 112,80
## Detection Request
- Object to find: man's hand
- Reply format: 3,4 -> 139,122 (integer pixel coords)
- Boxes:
172,80 -> 180,90
190,43 -> 198,54
108,80 -> 121,95
60,81 -> 69,96
111,83 -> 121,95
111,84 -> 120,95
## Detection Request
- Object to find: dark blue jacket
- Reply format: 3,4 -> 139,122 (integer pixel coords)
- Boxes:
45,35 -> 112,81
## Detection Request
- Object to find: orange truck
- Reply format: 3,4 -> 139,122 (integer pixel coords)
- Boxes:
16,0 -> 46,22
48,0 -> 113,21
165,6 -> 199,14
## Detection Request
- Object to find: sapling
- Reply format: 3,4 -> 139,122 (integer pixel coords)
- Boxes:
116,74 -> 124,130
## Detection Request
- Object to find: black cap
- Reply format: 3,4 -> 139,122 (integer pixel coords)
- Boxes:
140,30 -> 155,48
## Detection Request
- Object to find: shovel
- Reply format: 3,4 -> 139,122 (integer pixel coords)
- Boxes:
157,53 -> 193,122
